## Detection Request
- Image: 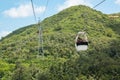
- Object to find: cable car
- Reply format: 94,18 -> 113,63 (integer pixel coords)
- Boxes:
75,32 -> 88,51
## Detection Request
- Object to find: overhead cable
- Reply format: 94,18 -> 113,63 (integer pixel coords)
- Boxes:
93,0 -> 106,8
30,0 -> 37,22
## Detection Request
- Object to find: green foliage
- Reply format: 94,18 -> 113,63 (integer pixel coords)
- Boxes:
0,5 -> 120,80
0,60 -> 14,80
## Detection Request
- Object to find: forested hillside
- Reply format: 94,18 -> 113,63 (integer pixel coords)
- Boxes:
0,5 -> 120,80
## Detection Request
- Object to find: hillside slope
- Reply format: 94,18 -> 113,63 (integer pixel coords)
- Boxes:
0,5 -> 120,80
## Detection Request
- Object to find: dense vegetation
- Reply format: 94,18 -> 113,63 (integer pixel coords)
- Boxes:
0,5 -> 120,80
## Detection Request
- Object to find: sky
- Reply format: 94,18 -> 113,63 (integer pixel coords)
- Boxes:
0,0 -> 120,39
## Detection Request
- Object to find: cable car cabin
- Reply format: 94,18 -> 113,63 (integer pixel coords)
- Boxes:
75,32 -> 88,51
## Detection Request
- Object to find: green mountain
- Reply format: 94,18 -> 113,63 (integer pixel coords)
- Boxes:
0,5 -> 120,80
